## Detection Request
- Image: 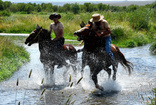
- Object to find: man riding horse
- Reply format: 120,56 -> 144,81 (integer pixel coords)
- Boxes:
49,13 -> 68,68
89,14 -> 116,66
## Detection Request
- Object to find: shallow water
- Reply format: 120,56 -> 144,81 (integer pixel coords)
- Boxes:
0,44 -> 156,105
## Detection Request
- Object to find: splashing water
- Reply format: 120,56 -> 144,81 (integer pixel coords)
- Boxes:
0,44 -> 155,105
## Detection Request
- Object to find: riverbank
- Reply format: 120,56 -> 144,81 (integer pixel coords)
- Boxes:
0,36 -> 30,81
0,33 -> 29,36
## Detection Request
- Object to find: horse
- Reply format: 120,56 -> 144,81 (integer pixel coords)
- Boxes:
25,24 -> 77,86
74,22 -> 133,91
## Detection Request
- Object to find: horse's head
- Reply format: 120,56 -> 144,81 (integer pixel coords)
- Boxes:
74,21 -> 95,41
25,24 -> 50,46
25,24 -> 42,46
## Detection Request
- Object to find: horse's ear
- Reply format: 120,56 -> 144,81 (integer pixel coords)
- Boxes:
36,24 -> 40,29
88,21 -> 90,24
88,21 -> 93,29
80,21 -> 85,28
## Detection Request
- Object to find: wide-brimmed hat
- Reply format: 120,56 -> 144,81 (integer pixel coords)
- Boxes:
90,14 -> 104,22
49,13 -> 61,20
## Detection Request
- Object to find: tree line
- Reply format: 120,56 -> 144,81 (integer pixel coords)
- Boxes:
0,0 -> 156,15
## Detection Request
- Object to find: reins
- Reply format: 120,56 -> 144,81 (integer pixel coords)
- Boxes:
33,29 -> 42,40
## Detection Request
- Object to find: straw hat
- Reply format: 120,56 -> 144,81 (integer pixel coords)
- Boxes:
49,13 -> 61,20
90,14 -> 104,22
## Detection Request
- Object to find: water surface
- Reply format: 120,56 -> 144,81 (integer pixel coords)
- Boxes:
0,44 -> 155,105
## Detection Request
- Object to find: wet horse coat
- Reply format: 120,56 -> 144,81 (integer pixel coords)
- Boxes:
74,22 -> 133,90
25,25 -> 77,85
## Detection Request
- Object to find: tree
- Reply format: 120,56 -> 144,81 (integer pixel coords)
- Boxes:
63,4 -> 71,12
0,0 -> 3,10
71,3 -> 80,14
3,1 -> 11,10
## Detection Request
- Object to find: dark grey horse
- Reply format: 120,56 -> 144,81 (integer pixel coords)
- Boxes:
74,22 -> 133,91
25,25 -> 77,86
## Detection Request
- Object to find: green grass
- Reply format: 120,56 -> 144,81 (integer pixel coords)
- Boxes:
0,9 -> 156,47
0,36 -> 29,81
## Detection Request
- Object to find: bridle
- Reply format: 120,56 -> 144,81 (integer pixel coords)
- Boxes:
33,28 -> 42,40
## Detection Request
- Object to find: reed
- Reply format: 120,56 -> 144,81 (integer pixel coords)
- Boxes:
41,78 -> 44,84
41,88 -> 46,95
28,69 -> 32,78
18,101 -> 20,105
23,69 -> 33,105
15,78 -> 19,105
70,82 -> 73,87
76,77 -> 83,84
69,74 -> 71,82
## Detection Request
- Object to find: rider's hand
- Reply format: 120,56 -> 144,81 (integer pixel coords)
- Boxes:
95,32 -> 101,37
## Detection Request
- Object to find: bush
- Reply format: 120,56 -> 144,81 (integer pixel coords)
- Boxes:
149,42 -> 156,55
129,9 -> 149,30
0,10 -> 11,16
125,40 -> 137,48
133,33 -> 149,46
111,26 -> 125,40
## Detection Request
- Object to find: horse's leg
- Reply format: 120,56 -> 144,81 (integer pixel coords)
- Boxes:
49,64 -> 55,86
91,68 -> 103,91
105,67 -> 111,79
43,64 -> 49,85
81,60 -> 85,76
112,65 -> 117,80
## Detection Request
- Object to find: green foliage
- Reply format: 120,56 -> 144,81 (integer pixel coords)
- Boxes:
125,40 -> 137,48
133,33 -> 149,46
0,37 -> 29,81
127,5 -> 139,12
71,3 -> 80,14
0,10 -> 11,16
129,9 -> 150,30
0,1 -> 156,48
146,88 -> 156,105
111,26 -> 125,40
149,42 -> 156,55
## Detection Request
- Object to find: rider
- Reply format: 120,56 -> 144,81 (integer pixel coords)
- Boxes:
89,13 -> 116,65
49,13 -> 68,68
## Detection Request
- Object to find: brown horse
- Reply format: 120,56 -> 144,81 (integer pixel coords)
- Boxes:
25,25 -> 77,85
74,22 -> 133,91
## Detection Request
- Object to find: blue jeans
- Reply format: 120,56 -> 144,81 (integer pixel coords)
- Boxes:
102,36 -> 114,59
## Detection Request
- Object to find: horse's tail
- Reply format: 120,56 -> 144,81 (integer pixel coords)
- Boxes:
115,45 -> 133,75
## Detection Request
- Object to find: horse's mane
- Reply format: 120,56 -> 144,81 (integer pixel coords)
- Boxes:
42,28 -> 49,34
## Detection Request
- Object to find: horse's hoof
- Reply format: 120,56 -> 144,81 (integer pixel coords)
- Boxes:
96,84 -> 104,91
113,76 -> 116,81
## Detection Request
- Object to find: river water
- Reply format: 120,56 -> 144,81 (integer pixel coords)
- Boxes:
0,43 -> 156,105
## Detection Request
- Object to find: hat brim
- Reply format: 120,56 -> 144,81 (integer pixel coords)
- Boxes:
90,15 -> 104,22
49,14 -> 61,20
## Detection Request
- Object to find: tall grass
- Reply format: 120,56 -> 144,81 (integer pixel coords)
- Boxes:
0,8 -> 156,47
0,36 -> 29,81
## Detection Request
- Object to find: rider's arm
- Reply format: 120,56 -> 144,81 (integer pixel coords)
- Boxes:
78,40 -> 84,46
49,24 -> 53,35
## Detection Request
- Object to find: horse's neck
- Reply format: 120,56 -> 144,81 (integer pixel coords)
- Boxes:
38,40 -> 55,52
84,38 -> 96,52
